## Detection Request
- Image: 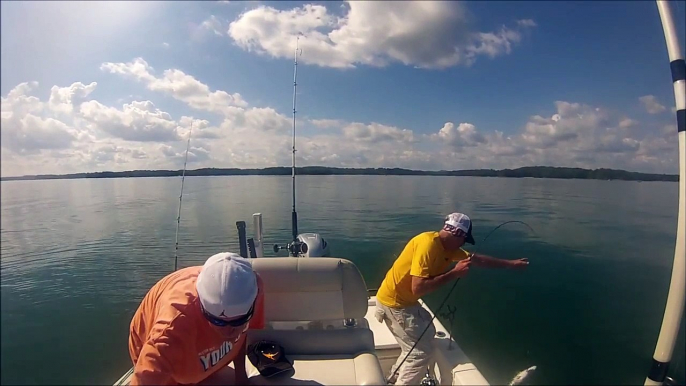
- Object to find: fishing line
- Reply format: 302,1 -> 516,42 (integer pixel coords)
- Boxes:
387,220 -> 537,384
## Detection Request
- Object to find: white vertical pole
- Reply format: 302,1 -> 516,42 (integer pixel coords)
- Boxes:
253,213 -> 264,258
646,1 -> 686,385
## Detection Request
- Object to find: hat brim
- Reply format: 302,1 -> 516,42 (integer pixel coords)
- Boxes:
465,232 -> 475,245
466,224 -> 475,245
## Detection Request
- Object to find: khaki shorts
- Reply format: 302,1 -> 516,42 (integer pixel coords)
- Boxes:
375,302 -> 435,385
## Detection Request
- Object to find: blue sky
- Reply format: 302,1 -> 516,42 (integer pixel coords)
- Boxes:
1,1 -> 684,177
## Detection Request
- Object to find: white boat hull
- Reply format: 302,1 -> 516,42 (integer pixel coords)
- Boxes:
365,296 -> 489,386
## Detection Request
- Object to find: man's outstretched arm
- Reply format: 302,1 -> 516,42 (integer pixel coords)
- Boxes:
471,253 -> 528,269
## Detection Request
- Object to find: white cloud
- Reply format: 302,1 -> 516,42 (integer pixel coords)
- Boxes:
240,107 -> 291,133
48,81 -> 97,114
162,42 -> 170,48
1,82 -> 77,154
639,95 -> 667,114
446,101 -> 677,172
310,118 -> 345,129
420,100 -> 678,173
0,81 -> 211,176
1,61 -> 679,178
1,81 -> 44,118
662,124 -> 676,134
100,58 -> 248,114
520,101 -> 611,149
432,122 -> 487,148
228,1 -> 535,69
342,122 -> 414,143
200,15 -> 225,36
187,146 -> 211,162
79,100 -> 179,142
482,131 -> 528,157
1,113 -> 77,154
158,144 -> 210,163
178,116 -> 211,137
517,19 -> 537,27
86,144 -> 149,165
619,118 -> 637,129
466,27 -> 524,59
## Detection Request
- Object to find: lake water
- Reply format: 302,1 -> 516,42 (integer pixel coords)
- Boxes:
1,175 -> 684,385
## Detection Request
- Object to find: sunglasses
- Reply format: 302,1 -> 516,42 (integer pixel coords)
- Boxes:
444,224 -> 466,237
202,302 -> 255,327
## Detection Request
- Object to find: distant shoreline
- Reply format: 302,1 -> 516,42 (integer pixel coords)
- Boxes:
0,166 -> 678,182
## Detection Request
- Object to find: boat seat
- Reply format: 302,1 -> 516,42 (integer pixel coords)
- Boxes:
243,257 -> 386,385
245,353 -> 383,385
245,329 -> 385,385
248,257 -> 369,323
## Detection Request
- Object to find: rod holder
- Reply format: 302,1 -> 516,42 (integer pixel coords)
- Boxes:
247,238 -> 257,258
236,221 -> 248,258
252,213 -> 264,257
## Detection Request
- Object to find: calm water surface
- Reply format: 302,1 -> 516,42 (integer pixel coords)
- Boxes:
1,176 -> 684,385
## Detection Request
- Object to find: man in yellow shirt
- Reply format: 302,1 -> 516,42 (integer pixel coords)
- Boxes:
375,213 -> 529,385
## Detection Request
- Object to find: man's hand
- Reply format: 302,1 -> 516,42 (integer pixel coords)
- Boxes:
450,257 -> 471,278
509,258 -> 529,270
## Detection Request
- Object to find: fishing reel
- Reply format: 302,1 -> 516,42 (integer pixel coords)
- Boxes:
273,233 -> 330,257
273,240 -> 308,257
420,372 -> 437,386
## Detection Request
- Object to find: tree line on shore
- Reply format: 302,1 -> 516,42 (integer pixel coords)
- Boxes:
1,166 -> 678,182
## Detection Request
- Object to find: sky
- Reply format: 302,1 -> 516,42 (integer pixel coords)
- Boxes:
1,0 -> 685,177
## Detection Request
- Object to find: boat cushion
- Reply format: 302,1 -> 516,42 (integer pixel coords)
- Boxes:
247,327 -> 376,356
246,353 -> 386,385
203,352 -> 386,386
249,257 -> 369,321
201,328 -> 386,385
246,327 -> 384,384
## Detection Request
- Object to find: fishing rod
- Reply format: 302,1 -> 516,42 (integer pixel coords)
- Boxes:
387,220 -> 537,385
273,35 -> 331,258
173,121 -> 193,271
290,34 -> 303,243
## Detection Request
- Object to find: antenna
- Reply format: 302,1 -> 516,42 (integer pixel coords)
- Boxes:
291,35 -> 302,242
174,121 -> 193,271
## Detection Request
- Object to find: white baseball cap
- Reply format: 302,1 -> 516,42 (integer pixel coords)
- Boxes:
443,213 -> 475,244
196,252 -> 258,319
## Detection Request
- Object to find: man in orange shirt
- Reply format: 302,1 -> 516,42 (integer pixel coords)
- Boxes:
128,252 -> 265,385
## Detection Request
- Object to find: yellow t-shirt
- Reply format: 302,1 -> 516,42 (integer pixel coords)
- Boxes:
376,231 -> 470,308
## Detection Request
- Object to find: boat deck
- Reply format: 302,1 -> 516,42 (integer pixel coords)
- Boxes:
364,296 -> 489,385
114,297 -> 489,385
